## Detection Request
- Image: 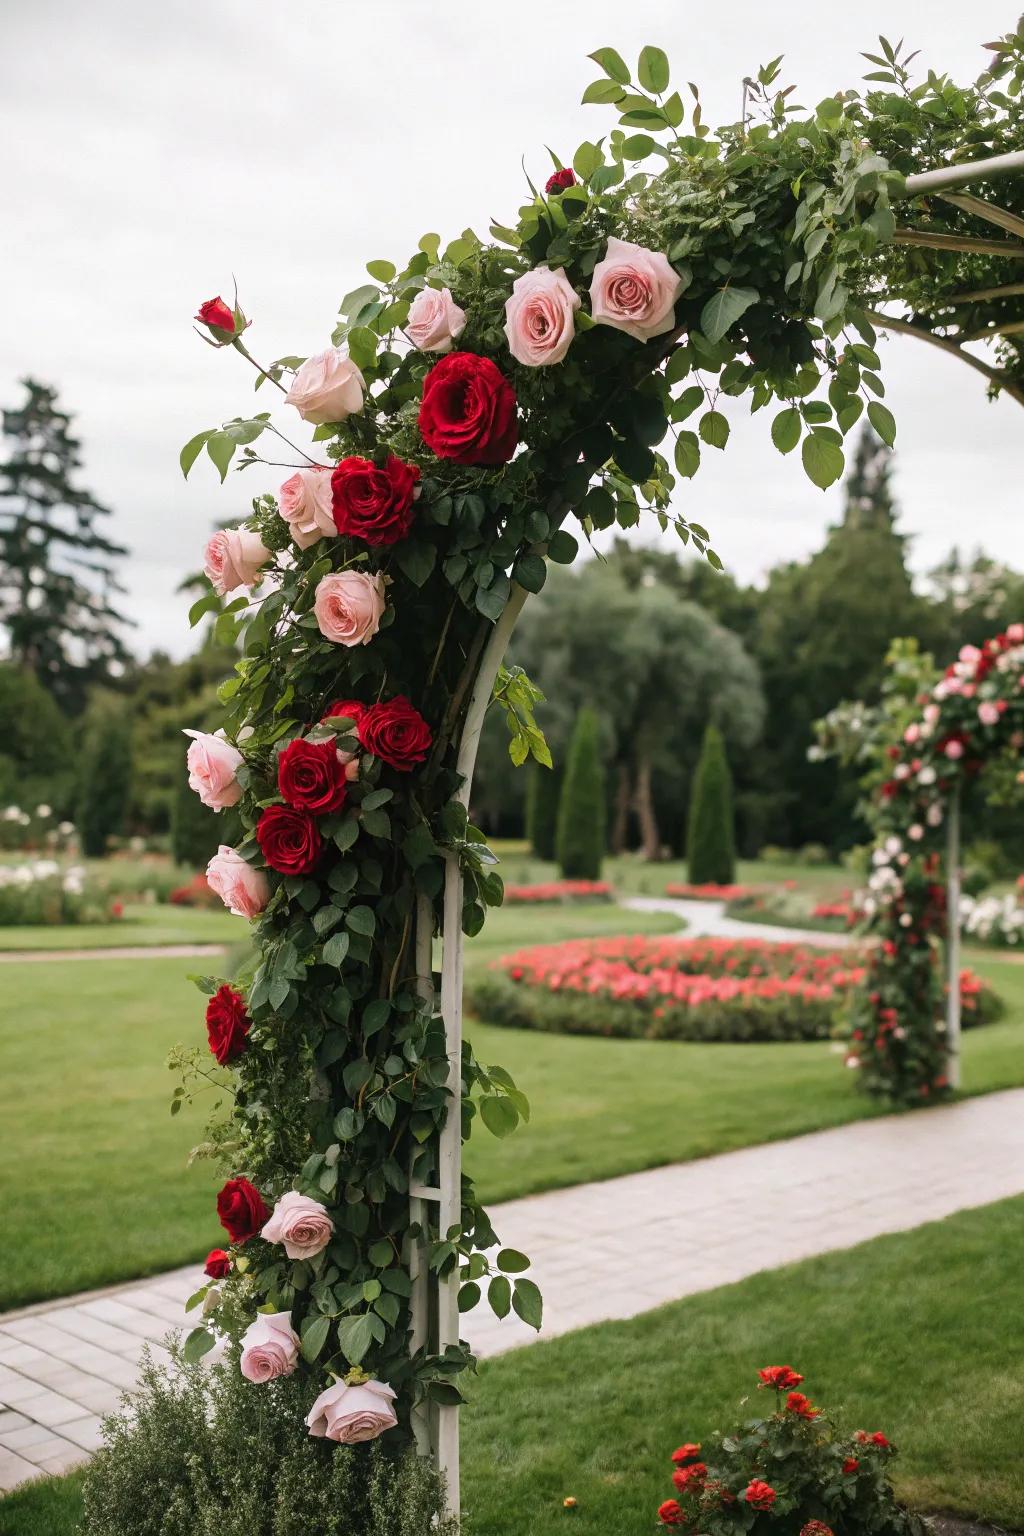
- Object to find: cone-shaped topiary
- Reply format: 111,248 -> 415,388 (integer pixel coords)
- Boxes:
686,723 -> 736,885
525,762 -> 561,861
556,708 -> 605,879
77,696 -> 133,858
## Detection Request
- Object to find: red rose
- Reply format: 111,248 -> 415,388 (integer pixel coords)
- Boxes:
658,1500 -> 686,1527
330,454 -> 420,545
671,1444 -> 701,1465
216,1177 -> 269,1243
758,1365 -> 803,1391
842,1458 -> 860,1475
418,352 -> 518,466
256,804 -> 323,874
744,1480 -> 776,1511
358,695 -> 432,771
205,984 -> 251,1066
196,296 -> 235,333
545,167 -> 577,193
856,1430 -> 890,1448
204,1248 -> 231,1279
323,698 -> 366,728
800,1524 -> 835,1536
671,1464 -> 706,1491
786,1391 -> 820,1420
277,738 -> 348,814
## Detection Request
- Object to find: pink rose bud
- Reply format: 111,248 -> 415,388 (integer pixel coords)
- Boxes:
183,730 -> 244,810
239,1311 -> 300,1384
504,266 -> 580,367
285,348 -> 365,424
978,701 -> 1001,726
206,845 -> 270,918
305,1377 -> 398,1444
590,236 -> 684,342
261,1191 -> 334,1259
406,286 -> 467,353
313,571 -> 385,647
278,467 -> 335,549
203,528 -> 271,596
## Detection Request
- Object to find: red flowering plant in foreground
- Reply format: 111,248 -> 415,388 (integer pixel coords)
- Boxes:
656,1367 -> 928,1536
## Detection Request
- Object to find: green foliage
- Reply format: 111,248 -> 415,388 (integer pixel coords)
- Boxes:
0,380 -> 129,713
170,760 -> 231,868
556,708 -> 605,879
76,695 -> 133,858
686,725 -> 736,885
81,1345 -> 456,1536
525,763 -> 561,861
0,664 -> 73,812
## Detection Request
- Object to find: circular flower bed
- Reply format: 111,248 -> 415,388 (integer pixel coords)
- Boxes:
503,880 -> 613,905
470,935 -> 1000,1044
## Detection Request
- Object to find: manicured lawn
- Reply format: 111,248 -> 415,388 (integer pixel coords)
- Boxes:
0,902 -> 241,951
490,843 -> 852,901
5,1196 -> 1023,1534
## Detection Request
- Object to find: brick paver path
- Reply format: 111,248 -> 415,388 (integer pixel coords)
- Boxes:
2,1086 -> 1022,1492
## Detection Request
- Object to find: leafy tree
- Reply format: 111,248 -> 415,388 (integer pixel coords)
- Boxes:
686,723 -> 736,884
77,695 -> 133,856
0,664 -> 74,812
525,763 -> 561,860
0,380 -> 130,712
556,708 -> 605,879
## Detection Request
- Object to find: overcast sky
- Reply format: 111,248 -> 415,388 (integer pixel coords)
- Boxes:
2,0 -> 1021,659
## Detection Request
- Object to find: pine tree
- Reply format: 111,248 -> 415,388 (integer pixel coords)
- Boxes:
525,763 -> 561,861
77,696 -> 133,857
0,379 -> 130,712
556,708 -> 605,879
686,723 -> 736,884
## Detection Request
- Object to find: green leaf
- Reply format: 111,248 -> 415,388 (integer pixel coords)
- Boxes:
497,1248 -> 531,1274
475,583 -> 507,622
395,541 -> 436,588
699,285 -> 759,345
321,932 -> 350,968
588,46 -> 630,83
547,530 -> 578,565
480,1096 -> 519,1138
515,553 -> 547,593
366,260 -> 395,283
674,431 -> 700,479
581,79 -> 626,105
300,1313 -> 331,1363
180,431 -> 211,479
512,1277 -> 543,1331
771,407 -> 802,454
572,141 -> 603,180
188,592 -> 220,627
206,432 -> 236,483
802,432 -> 845,490
346,905 -> 376,937
638,45 -> 670,93
867,401 -> 896,446
183,1327 -> 215,1364
458,1281 -> 481,1313
337,1314 -> 374,1366
488,1275 -> 511,1319
698,410 -> 730,450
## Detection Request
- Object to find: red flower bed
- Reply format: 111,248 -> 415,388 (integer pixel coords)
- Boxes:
168,872 -> 221,908
665,882 -> 760,901
503,880 -> 613,905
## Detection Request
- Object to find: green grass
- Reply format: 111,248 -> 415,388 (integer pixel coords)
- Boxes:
5,1197 -> 1023,1535
491,843 -> 852,901
0,902 -> 241,951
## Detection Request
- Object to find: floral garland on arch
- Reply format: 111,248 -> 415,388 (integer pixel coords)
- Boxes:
173,34 -> 1022,1457
817,627 -> 1024,1101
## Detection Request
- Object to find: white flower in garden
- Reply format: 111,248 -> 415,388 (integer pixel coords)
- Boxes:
917,766 -> 937,786
884,836 -> 902,856
908,824 -> 924,841
926,802 -> 944,827
35,804 -> 52,818
58,821 -> 75,836
2,806 -> 20,821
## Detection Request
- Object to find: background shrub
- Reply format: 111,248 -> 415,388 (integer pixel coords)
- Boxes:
77,695 -> 133,857
556,707 -> 605,880
686,724 -> 736,885
525,762 -> 561,861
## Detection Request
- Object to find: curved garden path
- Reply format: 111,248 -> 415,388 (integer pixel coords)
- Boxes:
621,893 -> 855,947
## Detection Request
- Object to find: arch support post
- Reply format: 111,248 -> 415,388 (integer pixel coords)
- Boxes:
945,790 -> 962,1089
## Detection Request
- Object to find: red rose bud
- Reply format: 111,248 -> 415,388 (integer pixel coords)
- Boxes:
204,1248 -> 231,1279
418,352 -> 518,466
800,1525 -> 835,1536
357,695 -> 432,771
322,698 -> 366,728
545,167 -> 577,194
786,1391 -> 820,1420
196,296 -> 236,334
658,1501 -> 686,1528
256,803 -> 323,875
330,454 -> 420,546
205,984 -> 251,1066
744,1481 -> 776,1511
757,1365 -> 803,1391
671,1444 -> 702,1465
671,1464 -> 706,1491
216,1177 -> 269,1243
843,1458 -> 860,1475
277,737 -> 349,814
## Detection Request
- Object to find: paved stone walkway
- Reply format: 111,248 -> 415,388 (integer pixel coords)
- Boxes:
623,893 -> 855,947
3,1086 -> 1022,1492
0,943 -> 227,964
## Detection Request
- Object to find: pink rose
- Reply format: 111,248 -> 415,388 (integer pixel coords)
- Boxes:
206,845 -> 270,918
944,739 -> 964,760
589,236 -> 683,342
278,468 -> 335,549
908,824 -> 924,841
923,703 -> 941,725
504,266 -> 580,367
978,701 -> 1001,726
239,1311 -> 300,1384
313,571 -> 385,647
305,1377 -> 398,1444
203,528 -> 270,596
406,286 -> 467,353
1006,623 -> 1024,644
261,1191 -> 334,1259
285,349 -> 364,424
183,730 -> 243,811
903,724 -> 920,745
